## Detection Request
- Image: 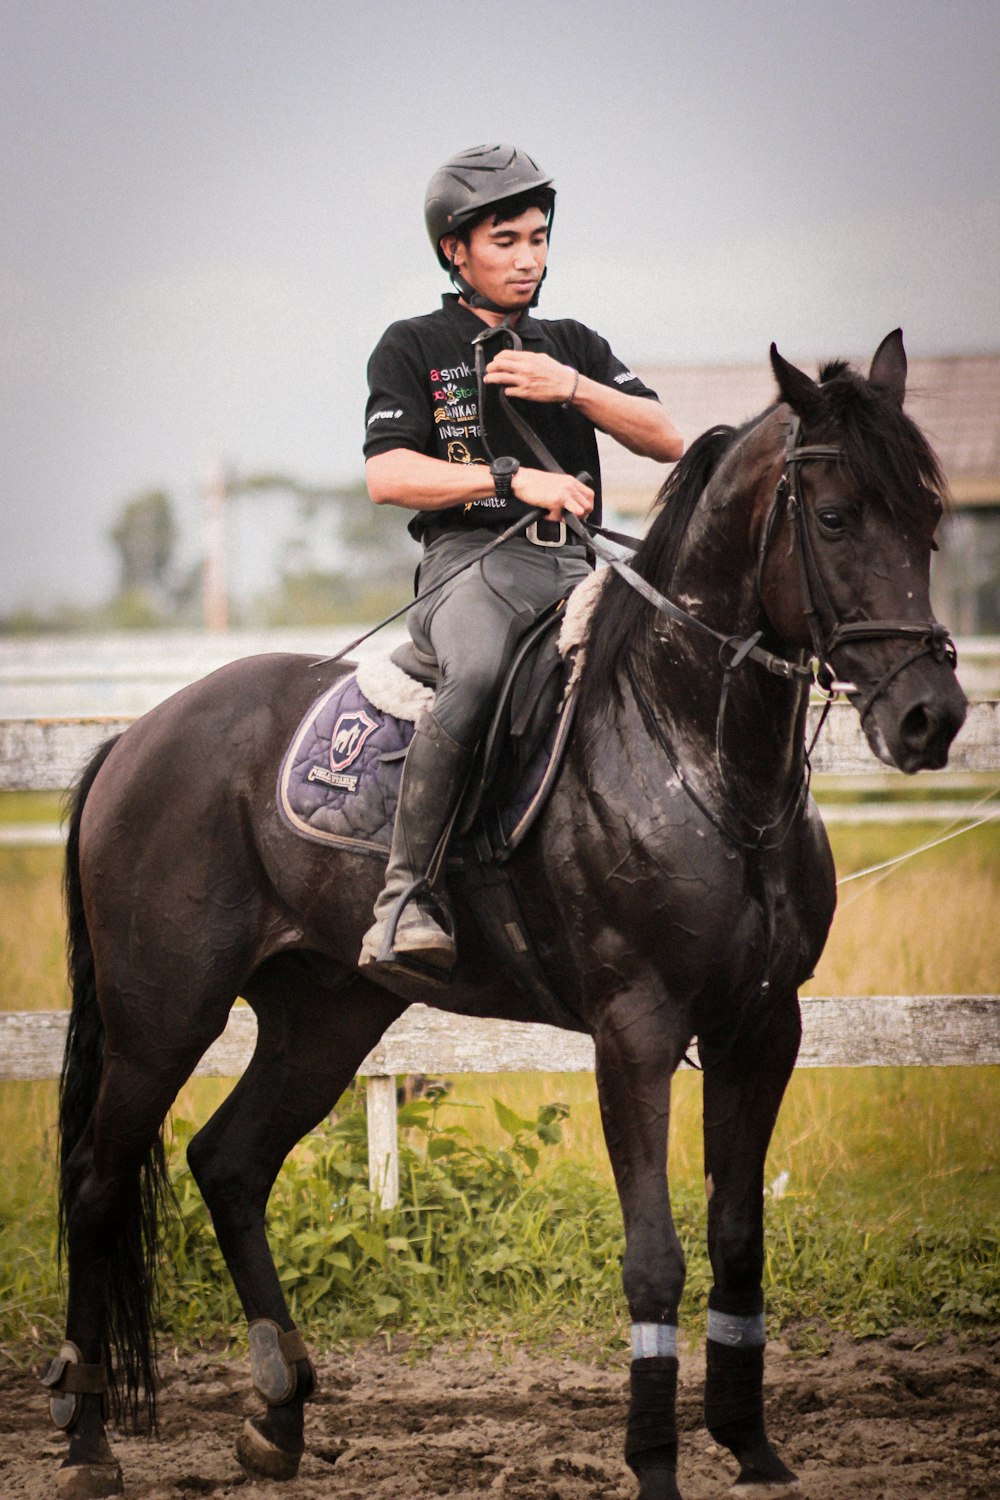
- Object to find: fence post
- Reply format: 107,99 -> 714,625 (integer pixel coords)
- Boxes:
366,1073 -> 399,1210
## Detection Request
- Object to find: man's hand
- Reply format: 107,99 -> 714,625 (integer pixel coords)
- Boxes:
512,466 -> 594,521
487,349 -> 684,463
484,350 -> 577,405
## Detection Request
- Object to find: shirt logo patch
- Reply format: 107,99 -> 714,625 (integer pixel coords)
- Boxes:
367,408 -> 403,426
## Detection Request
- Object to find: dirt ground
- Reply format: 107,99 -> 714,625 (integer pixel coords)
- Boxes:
1,1332 -> 997,1500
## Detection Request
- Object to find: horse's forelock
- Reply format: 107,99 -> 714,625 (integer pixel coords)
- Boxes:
818,358 -> 851,383
815,367 -> 947,523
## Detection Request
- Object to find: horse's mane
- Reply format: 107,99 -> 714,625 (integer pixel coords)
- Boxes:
577,423 -> 742,714
577,360 -> 947,718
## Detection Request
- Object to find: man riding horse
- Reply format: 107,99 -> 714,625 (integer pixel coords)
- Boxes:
359,143 -> 683,976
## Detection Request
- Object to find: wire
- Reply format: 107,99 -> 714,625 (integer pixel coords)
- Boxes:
835,786 -> 1000,896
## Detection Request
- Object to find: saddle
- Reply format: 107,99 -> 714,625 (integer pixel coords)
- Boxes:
278,598 -> 579,866
278,570 -> 605,1013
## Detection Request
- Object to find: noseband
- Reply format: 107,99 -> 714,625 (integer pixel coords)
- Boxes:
762,415 -> 956,722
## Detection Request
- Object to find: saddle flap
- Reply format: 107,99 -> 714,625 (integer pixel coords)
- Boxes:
458,600 -> 568,835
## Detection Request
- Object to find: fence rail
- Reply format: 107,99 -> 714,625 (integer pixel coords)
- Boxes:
1,701 -> 999,792
4,999 -> 997,1209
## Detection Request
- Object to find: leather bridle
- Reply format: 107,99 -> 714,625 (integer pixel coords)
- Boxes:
762,415 -> 957,722
466,325 -> 958,844
476,320 -> 955,723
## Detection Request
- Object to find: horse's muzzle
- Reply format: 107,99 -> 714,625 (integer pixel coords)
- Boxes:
862,667 -> 968,774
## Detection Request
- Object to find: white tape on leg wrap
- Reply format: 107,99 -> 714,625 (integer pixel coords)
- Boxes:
630,1323 -> 677,1359
706,1310 -> 766,1347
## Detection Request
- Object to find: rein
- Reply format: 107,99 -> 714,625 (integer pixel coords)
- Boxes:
333,325 -> 956,845
473,319 -> 813,686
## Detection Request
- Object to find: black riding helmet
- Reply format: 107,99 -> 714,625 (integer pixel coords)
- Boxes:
425,144 -> 556,311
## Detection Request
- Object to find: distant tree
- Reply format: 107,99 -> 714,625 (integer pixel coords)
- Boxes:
336,481 -> 415,585
109,490 -> 178,615
233,472 -> 415,623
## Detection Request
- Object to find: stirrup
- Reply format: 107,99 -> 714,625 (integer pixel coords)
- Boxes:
381,879 -> 453,956
362,879 -> 456,983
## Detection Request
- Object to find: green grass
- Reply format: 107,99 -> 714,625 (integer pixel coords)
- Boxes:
0,791 -> 65,824
2,1091 -> 996,1363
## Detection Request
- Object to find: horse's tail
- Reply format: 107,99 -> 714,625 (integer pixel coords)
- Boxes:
60,734 -> 170,1431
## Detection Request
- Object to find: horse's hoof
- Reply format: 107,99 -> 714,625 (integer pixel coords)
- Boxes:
731,1436 -> 798,1492
732,1485 -> 800,1497
732,1474 -> 800,1496
635,1465 -> 683,1499
235,1417 -> 302,1481
56,1460 -> 124,1499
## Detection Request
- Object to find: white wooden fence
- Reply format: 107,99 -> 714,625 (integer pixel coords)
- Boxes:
1,700 -> 999,790
2,708 -> 998,1208
3,999 -> 999,1210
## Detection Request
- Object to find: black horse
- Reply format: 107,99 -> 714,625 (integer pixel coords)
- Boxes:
47,333 -> 966,1500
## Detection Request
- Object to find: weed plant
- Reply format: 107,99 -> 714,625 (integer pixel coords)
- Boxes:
2,1088 -> 997,1366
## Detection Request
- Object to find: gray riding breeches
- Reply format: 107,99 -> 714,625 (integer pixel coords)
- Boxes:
407,528 -> 591,748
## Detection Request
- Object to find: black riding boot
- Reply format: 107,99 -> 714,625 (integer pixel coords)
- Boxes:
359,711 -> 471,975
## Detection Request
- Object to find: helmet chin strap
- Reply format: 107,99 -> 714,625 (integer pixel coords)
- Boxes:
448,258 -> 547,315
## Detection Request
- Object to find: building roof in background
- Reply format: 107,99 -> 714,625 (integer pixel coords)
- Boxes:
599,353 -> 1000,514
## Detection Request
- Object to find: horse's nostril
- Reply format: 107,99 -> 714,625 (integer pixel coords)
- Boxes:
901,703 -> 934,749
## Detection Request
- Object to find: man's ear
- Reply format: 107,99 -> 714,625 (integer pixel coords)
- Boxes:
440,233 -> 462,267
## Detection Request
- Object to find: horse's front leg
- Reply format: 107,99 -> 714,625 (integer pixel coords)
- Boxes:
595,993 -> 691,1500
699,991 -> 801,1493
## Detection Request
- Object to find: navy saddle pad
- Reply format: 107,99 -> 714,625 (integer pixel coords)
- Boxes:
277,666 -> 571,861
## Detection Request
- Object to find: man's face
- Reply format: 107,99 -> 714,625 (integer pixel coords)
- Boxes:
444,206 -> 549,310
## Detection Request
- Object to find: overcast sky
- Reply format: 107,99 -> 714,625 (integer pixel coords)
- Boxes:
3,0 -> 998,611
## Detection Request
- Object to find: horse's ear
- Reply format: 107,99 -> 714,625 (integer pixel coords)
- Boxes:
769,344 -> 824,421
868,328 -> 907,409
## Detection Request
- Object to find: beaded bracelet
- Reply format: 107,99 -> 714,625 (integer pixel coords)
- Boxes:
562,368 -> 580,408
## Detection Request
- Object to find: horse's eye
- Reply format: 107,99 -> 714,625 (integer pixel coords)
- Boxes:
817,509 -> 847,534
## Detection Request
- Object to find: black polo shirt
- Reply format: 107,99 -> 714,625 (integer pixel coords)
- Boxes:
363,294 -> 660,539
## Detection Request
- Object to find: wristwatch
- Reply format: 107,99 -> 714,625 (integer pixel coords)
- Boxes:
490,455 -> 520,503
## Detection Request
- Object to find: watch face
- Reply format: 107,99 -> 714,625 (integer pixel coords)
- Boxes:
492,456 -> 519,477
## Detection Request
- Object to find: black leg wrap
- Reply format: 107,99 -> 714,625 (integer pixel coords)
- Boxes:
704,1340 -> 764,1442
625,1356 -> 678,1477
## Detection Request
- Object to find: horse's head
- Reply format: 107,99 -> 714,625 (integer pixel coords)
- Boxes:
758,330 -> 967,772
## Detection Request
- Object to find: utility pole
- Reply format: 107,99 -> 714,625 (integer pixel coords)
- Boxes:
202,459 -> 229,631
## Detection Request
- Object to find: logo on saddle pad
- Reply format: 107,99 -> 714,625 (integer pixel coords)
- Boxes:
307,709 -> 379,792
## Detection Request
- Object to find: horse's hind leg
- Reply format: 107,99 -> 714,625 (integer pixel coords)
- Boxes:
700,995 -> 801,1493
595,994 -> 691,1500
57,1016 -> 226,1498
185,957 -> 403,1481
